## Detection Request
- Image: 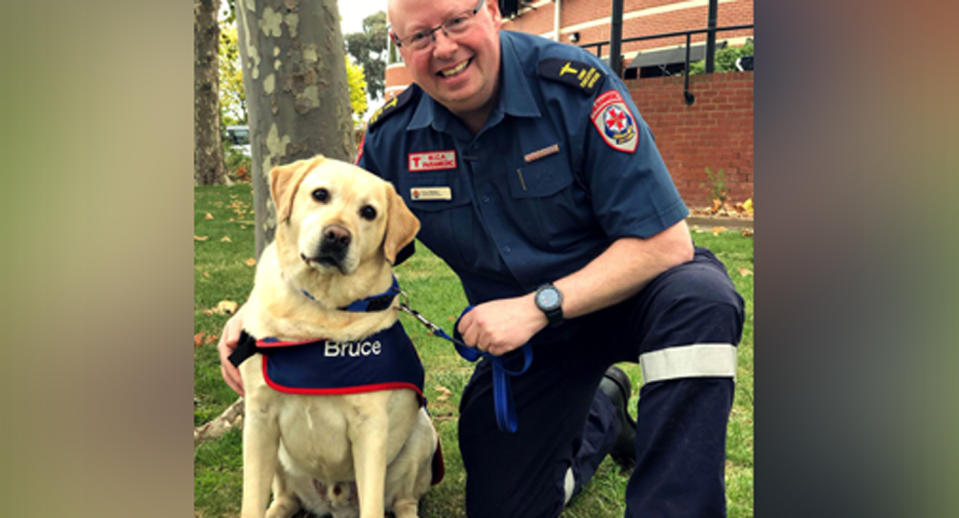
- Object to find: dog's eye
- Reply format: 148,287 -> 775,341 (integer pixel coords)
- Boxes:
360,205 -> 377,221
312,188 -> 329,203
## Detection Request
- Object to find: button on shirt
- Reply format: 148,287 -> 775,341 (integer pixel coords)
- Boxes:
358,31 -> 688,305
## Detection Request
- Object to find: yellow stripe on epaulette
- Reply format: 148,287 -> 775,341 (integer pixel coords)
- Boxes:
537,58 -> 604,96
367,86 -> 417,130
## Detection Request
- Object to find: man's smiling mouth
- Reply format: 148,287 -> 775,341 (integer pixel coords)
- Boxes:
439,58 -> 471,77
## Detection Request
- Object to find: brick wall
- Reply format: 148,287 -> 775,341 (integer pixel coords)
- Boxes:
626,71 -> 753,207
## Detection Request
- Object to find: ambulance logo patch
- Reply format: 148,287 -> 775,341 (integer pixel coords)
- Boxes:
408,150 -> 457,172
590,90 -> 638,153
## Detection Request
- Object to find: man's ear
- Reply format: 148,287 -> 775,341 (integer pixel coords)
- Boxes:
486,0 -> 503,27
269,155 -> 326,223
382,182 -> 420,264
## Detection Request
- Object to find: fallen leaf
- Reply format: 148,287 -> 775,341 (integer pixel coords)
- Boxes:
204,333 -> 219,345
205,212 -> 214,220
194,332 -> 206,347
202,309 -> 214,316
203,271 -> 211,278
434,385 -> 452,402
712,226 -> 727,235
194,235 -> 209,241
711,198 -> 723,213
738,267 -> 753,277
214,300 -> 239,315
245,258 -> 257,267
220,235 -> 232,242
741,228 -> 754,237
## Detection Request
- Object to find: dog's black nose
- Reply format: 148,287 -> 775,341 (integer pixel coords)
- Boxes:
321,225 -> 351,250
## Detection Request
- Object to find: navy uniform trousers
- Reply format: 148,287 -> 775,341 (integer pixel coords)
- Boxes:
458,247 -> 745,517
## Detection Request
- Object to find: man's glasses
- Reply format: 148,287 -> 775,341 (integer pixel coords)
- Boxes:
391,0 -> 486,52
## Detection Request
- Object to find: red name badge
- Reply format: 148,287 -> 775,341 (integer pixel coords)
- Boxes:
408,150 -> 457,172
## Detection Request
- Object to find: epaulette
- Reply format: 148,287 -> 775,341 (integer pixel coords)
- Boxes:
367,86 -> 417,130
537,58 -> 604,96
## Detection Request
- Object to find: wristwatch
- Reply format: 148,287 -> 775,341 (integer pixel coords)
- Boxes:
534,283 -> 564,326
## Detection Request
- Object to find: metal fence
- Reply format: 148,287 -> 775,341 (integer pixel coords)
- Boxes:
580,24 -> 754,105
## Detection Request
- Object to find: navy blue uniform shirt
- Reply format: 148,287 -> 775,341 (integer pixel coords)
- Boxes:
358,31 -> 688,304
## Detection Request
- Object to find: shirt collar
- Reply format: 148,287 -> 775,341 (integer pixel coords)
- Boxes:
407,31 -> 541,133
498,31 -> 541,118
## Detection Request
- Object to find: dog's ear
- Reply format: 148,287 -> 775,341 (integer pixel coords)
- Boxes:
382,182 -> 420,264
270,155 -> 326,223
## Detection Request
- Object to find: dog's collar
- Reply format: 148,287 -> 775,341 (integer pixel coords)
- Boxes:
298,276 -> 402,313
338,276 -> 402,312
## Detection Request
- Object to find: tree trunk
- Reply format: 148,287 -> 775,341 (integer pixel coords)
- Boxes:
236,0 -> 356,257
194,0 -> 229,185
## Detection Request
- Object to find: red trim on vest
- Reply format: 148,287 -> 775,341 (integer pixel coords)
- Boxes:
260,357 -> 425,400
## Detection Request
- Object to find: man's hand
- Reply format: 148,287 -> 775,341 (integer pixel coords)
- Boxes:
456,294 -> 547,356
217,306 -> 246,396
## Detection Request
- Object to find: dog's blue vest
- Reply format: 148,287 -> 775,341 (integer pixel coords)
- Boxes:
233,321 -> 424,401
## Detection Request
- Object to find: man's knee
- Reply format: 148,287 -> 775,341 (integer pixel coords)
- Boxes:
665,248 -> 743,310
625,250 -> 744,386
642,249 -> 745,348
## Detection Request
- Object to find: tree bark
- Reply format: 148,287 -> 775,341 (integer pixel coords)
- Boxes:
236,0 -> 356,257
194,0 -> 230,185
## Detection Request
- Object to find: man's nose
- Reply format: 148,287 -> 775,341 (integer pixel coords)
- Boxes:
431,29 -> 457,58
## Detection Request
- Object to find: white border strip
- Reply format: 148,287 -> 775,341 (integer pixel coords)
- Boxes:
639,344 -> 737,384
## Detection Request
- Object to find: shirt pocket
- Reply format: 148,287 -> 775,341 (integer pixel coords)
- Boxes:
506,158 -> 595,252
508,159 -> 573,199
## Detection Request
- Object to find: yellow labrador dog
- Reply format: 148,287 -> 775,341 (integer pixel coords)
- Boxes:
234,156 -> 439,518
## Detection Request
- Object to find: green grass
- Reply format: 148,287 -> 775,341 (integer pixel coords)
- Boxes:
194,184 -> 754,517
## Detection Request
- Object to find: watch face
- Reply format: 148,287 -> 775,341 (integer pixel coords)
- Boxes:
537,288 -> 560,309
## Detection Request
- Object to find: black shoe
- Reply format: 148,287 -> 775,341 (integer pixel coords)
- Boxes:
598,365 -> 637,469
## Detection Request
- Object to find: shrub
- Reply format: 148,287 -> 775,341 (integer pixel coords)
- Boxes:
689,41 -> 753,75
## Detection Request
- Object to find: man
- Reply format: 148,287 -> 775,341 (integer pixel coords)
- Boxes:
219,0 -> 745,515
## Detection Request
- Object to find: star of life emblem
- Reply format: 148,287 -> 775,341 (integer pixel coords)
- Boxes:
590,90 -> 638,153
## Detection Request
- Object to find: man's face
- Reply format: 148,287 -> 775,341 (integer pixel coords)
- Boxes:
389,0 -> 502,118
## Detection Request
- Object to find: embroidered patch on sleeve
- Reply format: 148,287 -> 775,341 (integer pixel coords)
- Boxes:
537,58 -> 604,96
367,86 -> 415,129
590,90 -> 639,153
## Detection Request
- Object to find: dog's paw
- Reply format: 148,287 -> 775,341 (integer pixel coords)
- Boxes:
264,496 -> 300,518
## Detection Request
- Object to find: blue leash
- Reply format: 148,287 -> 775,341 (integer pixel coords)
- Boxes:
399,301 -> 533,433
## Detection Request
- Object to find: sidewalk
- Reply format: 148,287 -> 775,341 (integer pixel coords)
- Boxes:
687,214 -> 754,230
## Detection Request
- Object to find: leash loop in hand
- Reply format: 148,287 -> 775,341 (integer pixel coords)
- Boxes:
399,300 -> 533,433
